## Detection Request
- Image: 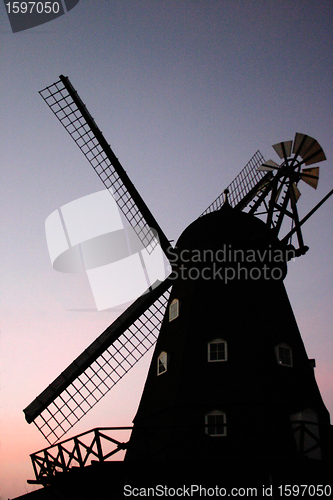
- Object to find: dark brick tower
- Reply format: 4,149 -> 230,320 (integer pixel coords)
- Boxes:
125,204 -> 332,481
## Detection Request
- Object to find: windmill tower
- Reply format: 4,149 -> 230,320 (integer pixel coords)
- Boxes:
23,76 -> 333,492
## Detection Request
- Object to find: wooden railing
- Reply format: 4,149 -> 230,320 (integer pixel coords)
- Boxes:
28,427 -> 132,484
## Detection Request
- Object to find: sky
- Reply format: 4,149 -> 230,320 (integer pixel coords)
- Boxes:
0,0 -> 332,497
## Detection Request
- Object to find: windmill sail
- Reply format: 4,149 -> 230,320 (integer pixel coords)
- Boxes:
200,150 -> 271,215
39,75 -> 170,255
24,279 -> 172,444
27,74 -> 331,452
24,149 -> 271,443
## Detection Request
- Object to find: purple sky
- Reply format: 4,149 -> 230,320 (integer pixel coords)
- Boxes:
1,1 -> 333,498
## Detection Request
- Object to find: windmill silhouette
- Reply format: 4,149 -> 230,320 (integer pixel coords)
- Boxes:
23,76 -> 333,490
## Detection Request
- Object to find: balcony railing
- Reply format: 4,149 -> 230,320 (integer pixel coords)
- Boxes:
28,427 -> 132,485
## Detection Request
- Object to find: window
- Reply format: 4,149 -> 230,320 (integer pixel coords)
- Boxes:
157,351 -> 168,375
208,339 -> 227,362
205,411 -> 227,437
169,299 -> 179,322
275,344 -> 293,367
290,409 -> 321,459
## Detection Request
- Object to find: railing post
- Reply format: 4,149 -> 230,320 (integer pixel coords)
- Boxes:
30,453 -> 40,482
57,443 -> 67,473
73,436 -> 84,467
95,428 -> 104,462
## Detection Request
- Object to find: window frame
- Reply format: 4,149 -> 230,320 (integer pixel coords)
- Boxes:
205,410 -> 227,437
207,339 -> 228,362
157,351 -> 168,376
275,343 -> 293,367
169,298 -> 179,322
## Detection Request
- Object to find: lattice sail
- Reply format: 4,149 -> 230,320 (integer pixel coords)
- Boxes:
24,280 -> 172,444
39,75 -> 170,255
201,150 -> 270,215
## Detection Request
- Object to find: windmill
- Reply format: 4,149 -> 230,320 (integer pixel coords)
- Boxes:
23,76 -> 333,489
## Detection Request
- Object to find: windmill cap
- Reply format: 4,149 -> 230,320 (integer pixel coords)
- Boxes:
169,204 -> 290,282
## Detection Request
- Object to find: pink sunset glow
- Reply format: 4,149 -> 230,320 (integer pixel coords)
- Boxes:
1,1 -> 332,498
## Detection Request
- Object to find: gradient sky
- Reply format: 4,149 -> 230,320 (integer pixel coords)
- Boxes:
1,1 -> 333,498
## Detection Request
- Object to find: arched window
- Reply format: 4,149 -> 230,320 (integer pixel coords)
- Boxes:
275,343 -> 293,367
208,339 -> 227,362
205,411 -> 227,437
169,298 -> 179,322
157,351 -> 168,376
